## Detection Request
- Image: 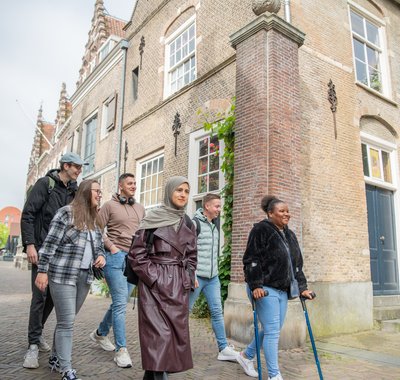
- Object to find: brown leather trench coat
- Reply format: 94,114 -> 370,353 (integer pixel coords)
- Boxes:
129,217 -> 197,372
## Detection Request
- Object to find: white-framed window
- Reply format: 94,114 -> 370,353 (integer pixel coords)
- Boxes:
348,4 -> 388,95
164,16 -> 196,98
136,152 -> 164,209
362,143 -> 393,183
99,37 -> 117,63
361,132 -> 397,189
100,94 -> 117,139
187,129 -> 224,215
82,113 -> 97,176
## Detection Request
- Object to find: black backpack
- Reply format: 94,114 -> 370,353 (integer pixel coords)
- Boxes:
124,214 -> 193,285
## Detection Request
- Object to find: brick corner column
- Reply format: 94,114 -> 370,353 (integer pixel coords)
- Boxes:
224,13 -> 305,345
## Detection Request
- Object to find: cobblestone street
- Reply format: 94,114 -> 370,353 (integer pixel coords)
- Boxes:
1,261 -> 399,380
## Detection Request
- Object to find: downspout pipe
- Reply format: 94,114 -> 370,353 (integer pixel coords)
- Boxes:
115,39 -> 129,191
283,0 -> 291,23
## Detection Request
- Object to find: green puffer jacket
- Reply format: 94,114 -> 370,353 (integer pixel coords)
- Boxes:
193,208 -> 219,279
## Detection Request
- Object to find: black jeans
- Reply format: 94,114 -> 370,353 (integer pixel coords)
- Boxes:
28,264 -> 54,345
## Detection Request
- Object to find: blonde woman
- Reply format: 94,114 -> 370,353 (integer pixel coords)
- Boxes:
35,179 -> 106,380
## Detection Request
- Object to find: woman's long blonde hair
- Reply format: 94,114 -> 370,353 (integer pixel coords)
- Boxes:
70,179 -> 102,231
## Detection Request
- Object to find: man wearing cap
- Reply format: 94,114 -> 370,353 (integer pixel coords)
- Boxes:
21,152 -> 87,370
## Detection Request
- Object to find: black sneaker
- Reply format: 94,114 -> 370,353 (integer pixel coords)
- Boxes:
49,355 -> 60,372
61,369 -> 81,380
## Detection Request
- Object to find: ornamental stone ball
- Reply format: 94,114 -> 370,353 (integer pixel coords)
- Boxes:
252,0 -> 281,15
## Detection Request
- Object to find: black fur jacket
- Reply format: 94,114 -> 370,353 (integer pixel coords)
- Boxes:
243,219 -> 308,293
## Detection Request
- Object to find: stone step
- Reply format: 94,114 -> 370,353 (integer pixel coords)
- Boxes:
381,319 -> 400,333
374,306 -> 400,321
373,295 -> 400,307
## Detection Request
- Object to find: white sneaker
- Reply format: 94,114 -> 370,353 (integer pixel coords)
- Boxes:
217,344 -> 240,361
237,352 -> 258,378
23,344 -> 39,369
269,374 -> 283,380
38,335 -> 51,352
114,347 -> 132,368
90,329 -> 115,351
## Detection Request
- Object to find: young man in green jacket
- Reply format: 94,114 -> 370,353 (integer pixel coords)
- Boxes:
189,193 -> 239,362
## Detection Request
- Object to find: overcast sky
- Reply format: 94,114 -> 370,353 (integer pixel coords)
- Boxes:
0,0 -> 134,211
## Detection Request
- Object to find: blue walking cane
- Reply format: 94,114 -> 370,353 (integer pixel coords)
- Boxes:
251,290 -> 268,380
300,292 -> 324,380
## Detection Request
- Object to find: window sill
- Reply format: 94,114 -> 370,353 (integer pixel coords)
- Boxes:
364,177 -> 397,191
356,82 -> 398,107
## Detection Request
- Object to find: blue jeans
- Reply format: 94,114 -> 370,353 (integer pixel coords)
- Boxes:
244,285 -> 288,378
189,275 -> 227,351
97,250 -> 134,350
50,270 -> 90,372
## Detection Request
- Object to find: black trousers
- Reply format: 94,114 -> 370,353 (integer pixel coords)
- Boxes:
143,371 -> 168,380
28,264 -> 54,345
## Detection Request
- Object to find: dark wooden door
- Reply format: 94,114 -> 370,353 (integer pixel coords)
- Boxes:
366,185 -> 399,295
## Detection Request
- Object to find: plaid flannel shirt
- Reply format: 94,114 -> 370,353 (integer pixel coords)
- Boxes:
38,205 -> 105,285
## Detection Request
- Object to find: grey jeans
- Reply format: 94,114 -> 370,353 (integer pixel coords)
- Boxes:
49,270 -> 90,372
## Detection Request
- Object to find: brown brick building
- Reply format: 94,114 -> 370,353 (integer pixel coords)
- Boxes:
25,0 -> 400,345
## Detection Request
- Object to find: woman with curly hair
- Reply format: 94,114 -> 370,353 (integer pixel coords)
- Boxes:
238,195 -> 314,380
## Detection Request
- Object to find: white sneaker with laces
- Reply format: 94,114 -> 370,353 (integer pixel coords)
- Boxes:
23,344 -> 39,369
38,335 -> 51,352
89,329 -> 115,351
268,373 -> 283,380
237,352 -> 258,378
61,368 -> 82,380
217,344 -> 240,361
114,347 -> 132,368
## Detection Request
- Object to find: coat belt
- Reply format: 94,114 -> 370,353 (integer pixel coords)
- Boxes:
150,256 -> 188,267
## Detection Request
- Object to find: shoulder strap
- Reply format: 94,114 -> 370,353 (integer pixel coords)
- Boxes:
183,214 -> 192,228
192,216 -> 201,236
48,177 -> 55,194
145,228 -> 156,254
88,230 -> 95,260
212,216 -> 220,231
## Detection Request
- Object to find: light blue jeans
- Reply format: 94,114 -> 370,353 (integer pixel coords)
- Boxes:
97,250 -> 134,350
50,270 -> 90,373
244,285 -> 288,378
189,275 -> 228,351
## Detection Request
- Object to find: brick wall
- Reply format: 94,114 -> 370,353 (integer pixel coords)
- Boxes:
23,0 -> 400,294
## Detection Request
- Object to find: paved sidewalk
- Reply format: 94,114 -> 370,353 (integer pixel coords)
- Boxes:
0,260 -> 399,379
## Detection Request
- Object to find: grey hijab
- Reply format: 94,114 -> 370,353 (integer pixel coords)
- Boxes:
139,176 -> 189,230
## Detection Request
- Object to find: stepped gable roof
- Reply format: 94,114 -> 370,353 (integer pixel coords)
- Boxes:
76,1 -> 127,88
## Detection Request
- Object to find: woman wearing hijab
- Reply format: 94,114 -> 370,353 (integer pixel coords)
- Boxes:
128,176 -> 197,380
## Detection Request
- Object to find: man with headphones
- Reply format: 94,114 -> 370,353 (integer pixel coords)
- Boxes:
90,173 -> 145,368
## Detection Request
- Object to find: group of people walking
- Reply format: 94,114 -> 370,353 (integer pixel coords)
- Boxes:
21,152 -> 313,380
